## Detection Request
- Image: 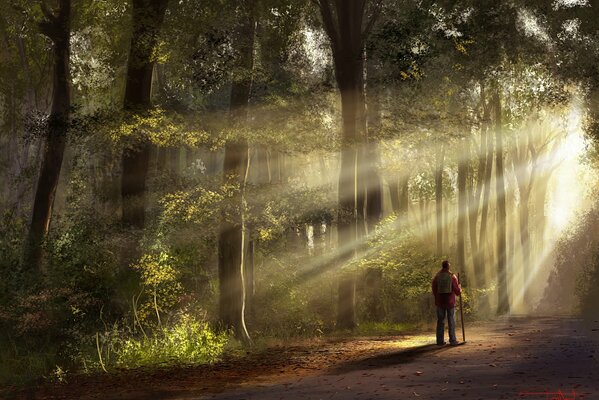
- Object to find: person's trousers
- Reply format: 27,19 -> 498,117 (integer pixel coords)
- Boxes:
436,306 -> 457,344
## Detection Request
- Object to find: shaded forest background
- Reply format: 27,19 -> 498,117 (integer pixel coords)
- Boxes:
1,0 -> 599,385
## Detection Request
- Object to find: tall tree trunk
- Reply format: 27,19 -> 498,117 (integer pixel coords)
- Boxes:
466,139 -> 479,283
364,143 -> 382,232
244,239 -> 255,319
388,178 -> 400,214
478,99 -> 494,288
316,0 -> 377,330
363,60 -> 383,321
518,189 -> 531,303
218,0 -> 255,342
511,129 -> 533,308
121,0 -> 168,228
364,70 -> 382,232
435,147 -> 444,256
507,187 -> 516,307
493,88 -> 510,315
457,141 -> 468,282
23,0 -> 71,273
398,174 -> 409,217
534,179 -> 549,249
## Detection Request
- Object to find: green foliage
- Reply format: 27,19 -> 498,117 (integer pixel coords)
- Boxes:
94,314 -> 227,370
4,0 -> 594,390
0,206 -> 122,386
248,184 -> 336,243
353,217 -> 440,322
131,252 -> 183,326
250,252 -> 334,338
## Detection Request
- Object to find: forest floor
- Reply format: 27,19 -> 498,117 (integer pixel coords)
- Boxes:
7,315 -> 599,400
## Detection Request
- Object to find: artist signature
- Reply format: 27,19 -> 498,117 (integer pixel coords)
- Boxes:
519,390 -> 577,400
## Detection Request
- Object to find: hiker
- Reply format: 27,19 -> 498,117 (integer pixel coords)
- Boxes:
432,260 -> 462,346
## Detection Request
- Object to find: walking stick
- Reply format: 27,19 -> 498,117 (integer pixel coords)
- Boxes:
458,273 -> 466,343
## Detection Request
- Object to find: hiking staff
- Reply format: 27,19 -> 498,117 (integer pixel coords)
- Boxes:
458,272 -> 466,343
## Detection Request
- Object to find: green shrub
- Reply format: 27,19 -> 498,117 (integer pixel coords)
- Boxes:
91,314 -> 227,371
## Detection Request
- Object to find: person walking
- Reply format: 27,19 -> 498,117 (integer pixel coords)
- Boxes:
432,260 -> 462,345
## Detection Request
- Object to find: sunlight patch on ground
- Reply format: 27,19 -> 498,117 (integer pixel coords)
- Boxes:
384,335 -> 435,349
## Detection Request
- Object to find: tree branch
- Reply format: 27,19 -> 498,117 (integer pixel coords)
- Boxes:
313,0 -> 340,54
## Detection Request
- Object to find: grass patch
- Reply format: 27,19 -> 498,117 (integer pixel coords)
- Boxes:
96,316 -> 228,370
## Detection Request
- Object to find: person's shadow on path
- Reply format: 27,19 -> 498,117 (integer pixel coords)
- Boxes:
330,343 -> 454,374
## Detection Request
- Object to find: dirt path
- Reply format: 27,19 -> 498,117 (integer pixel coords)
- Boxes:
12,316 -> 599,400
202,316 -> 599,400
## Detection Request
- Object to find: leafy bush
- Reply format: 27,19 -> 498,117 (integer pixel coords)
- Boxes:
94,314 -> 227,370
250,250 -> 334,338
353,217 -> 440,323
130,252 -> 183,326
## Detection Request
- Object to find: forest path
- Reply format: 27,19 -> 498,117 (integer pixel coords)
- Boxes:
194,316 -> 599,400
21,316 -> 599,400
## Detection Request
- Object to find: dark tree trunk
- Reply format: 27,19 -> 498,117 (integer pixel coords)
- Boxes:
24,0 -> 71,273
364,144 -> 382,231
435,147 -> 444,256
121,0 -> 168,228
457,142 -> 468,281
356,146 -> 367,241
364,71 -> 382,231
218,0 -> 255,342
244,239 -> 255,319
493,88 -> 509,315
316,0 -> 377,330
363,78 -> 383,321
388,178 -> 400,214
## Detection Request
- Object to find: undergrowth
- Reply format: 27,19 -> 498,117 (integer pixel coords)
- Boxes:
91,314 -> 228,371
